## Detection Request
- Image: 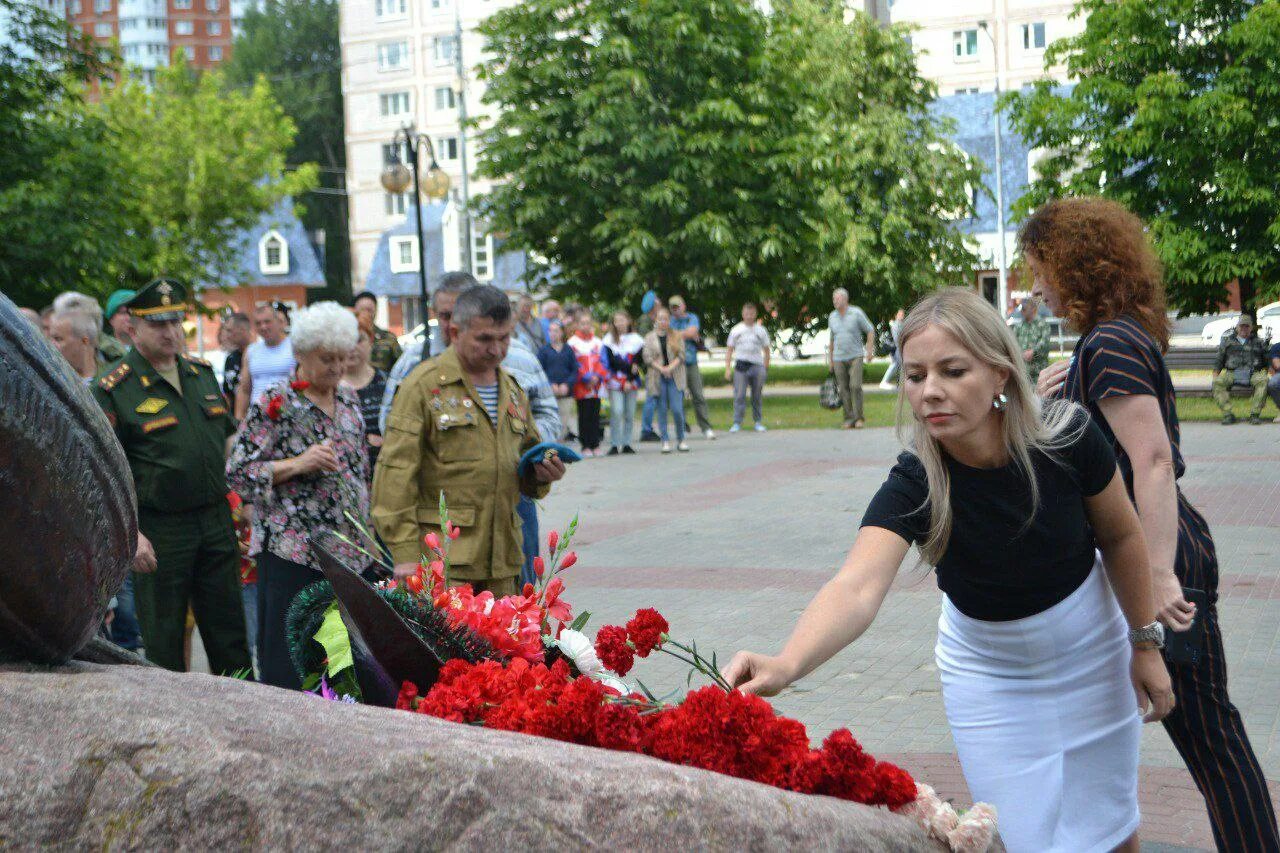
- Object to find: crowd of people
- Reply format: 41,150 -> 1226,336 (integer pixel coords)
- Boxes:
14,195 -> 1280,852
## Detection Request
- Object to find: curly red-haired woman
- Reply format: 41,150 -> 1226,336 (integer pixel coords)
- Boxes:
1021,196 -> 1279,851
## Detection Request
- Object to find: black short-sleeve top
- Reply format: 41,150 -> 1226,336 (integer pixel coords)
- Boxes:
1061,315 -> 1220,591
860,414 -> 1118,621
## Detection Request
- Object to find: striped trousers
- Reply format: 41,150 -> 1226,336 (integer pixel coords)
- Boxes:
1167,502 -> 1279,852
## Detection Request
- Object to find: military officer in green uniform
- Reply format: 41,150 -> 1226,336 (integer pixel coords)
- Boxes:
373,285 -> 565,596
353,290 -> 403,374
93,278 -> 251,674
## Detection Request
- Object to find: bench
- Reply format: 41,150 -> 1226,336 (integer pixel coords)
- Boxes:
1166,345 -> 1261,398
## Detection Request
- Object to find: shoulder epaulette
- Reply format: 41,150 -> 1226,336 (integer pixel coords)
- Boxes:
184,354 -> 212,368
97,362 -> 132,392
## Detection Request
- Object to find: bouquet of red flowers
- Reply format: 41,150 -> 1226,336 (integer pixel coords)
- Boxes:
292,506 -> 996,851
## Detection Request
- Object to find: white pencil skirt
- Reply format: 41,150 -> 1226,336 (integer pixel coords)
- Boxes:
936,558 -> 1141,853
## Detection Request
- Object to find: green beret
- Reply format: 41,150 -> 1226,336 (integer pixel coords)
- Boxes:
104,289 -> 137,319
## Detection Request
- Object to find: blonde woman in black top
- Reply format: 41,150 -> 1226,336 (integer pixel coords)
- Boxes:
724,288 -> 1172,853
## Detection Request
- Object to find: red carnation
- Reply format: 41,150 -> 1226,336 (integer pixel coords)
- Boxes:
625,608 -> 669,657
595,625 -> 634,676
533,556 -> 545,578
265,395 -> 284,421
548,530 -> 559,552
559,551 -> 578,570
290,379 -> 311,391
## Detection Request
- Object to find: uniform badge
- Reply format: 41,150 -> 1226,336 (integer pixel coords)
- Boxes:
205,404 -> 227,417
135,398 -> 169,415
462,399 -> 472,409
158,281 -> 173,306
139,374 -> 152,389
205,393 -> 219,401
141,415 -> 178,433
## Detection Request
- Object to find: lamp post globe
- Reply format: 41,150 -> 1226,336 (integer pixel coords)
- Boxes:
422,165 -> 451,201
380,162 -> 412,195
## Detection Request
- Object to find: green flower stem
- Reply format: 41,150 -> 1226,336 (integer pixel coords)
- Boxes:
655,644 -> 733,693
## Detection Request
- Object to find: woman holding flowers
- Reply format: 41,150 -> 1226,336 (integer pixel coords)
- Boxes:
227,301 -> 369,690
724,288 -> 1172,853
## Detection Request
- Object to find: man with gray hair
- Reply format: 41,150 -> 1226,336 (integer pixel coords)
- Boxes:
378,274 -> 561,587
372,285 -> 566,597
379,271 -> 478,433
53,290 -> 126,364
825,287 -> 875,429
48,307 -> 101,382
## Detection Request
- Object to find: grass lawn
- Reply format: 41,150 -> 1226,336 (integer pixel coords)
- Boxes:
697,360 -> 888,387
699,390 -> 1270,431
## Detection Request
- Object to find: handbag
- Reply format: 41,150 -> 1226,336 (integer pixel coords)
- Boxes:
819,371 -> 842,410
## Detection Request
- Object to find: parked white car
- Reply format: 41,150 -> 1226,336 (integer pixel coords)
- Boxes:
1200,301 -> 1280,343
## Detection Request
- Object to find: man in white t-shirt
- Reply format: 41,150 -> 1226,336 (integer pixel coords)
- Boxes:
234,303 -> 296,419
724,302 -> 771,433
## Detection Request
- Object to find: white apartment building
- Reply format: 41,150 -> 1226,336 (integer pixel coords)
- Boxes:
889,0 -> 1083,95
340,0 -> 515,295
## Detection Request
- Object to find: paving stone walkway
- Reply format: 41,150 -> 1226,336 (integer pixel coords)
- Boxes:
542,421 -> 1280,851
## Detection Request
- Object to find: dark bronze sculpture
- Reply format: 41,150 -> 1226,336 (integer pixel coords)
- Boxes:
0,293 -> 137,663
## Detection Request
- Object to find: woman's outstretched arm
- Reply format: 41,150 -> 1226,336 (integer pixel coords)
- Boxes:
722,527 -> 909,696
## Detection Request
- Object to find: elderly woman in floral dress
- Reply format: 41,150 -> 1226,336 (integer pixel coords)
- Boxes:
226,301 -> 369,690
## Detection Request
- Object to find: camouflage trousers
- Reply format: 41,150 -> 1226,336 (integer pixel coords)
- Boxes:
1212,369 -> 1267,415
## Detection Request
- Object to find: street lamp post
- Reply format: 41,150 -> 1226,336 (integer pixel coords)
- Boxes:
380,125 -> 451,337
978,20 -> 1008,316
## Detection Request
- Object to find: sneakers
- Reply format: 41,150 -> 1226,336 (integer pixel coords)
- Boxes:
639,430 -> 661,443
729,423 -> 741,433
1249,413 -> 1262,425
704,429 -> 717,440
1222,412 -> 1237,425
677,441 -> 690,452
607,446 -> 620,456
621,445 -> 636,454
753,423 -> 767,432
661,442 -> 672,454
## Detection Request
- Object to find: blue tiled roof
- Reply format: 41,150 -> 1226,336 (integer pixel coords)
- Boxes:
929,90 -> 1034,236
365,202 -> 449,298
205,196 -> 326,288
366,203 -> 545,296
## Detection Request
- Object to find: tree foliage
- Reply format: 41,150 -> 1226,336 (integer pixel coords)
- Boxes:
1004,0 -> 1280,312
224,0 -> 349,301
474,0 -> 978,335
0,0 -> 137,306
98,60 -> 317,292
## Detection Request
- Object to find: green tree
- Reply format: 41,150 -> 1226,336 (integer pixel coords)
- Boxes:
224,0 -> 349,302
474,0 -> 977,336
0,0 -> 137,306
1004,0 -> 1280,312
98,61 -> 317,291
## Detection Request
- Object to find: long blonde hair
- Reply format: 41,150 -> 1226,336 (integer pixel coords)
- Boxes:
895,288 -> 1085,565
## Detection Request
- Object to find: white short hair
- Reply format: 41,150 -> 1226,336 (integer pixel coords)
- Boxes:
52,292 -> 103,330
832,287 -> 849,300
52,308 -> 100,342
289,301 -> 358,355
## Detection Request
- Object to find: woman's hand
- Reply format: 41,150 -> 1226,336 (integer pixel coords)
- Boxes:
1036,359 -> 1070,398
1132,647 -> 1175,723
721,651 -> 796,697
367,433 -> 384,448
295,442 -> 340,474
1153,570 -> 1196,631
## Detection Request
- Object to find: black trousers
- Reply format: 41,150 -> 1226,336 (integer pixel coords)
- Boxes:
256,548 -> 320,690
1166,502 -> 1279,852
577,397 -> 602,450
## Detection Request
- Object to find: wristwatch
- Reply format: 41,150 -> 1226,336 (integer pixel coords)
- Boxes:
1128,621 -> 1165,650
